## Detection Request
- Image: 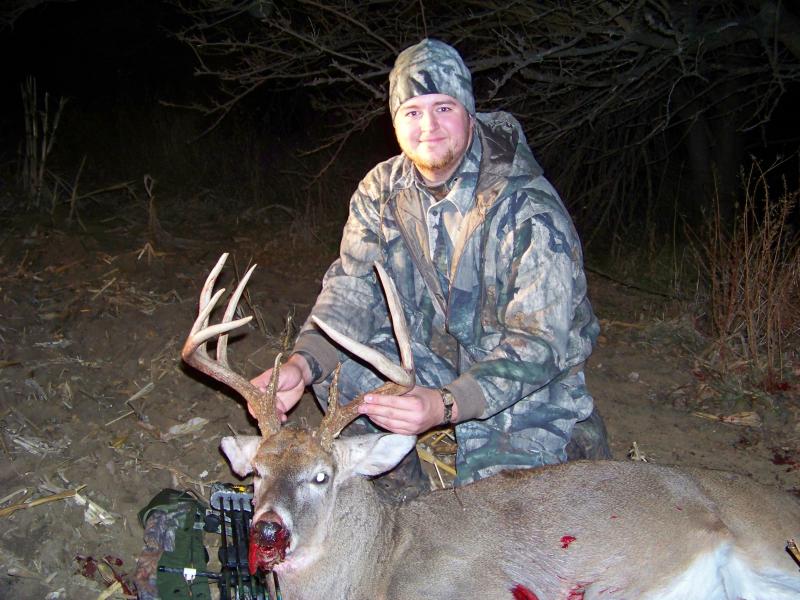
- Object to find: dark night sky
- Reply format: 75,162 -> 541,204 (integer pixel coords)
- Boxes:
1,0 -> 199,155
0,0 -> 290,192
3,1 -> 190,105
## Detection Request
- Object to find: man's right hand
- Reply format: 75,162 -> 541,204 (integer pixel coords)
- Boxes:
250,353 -> 312,422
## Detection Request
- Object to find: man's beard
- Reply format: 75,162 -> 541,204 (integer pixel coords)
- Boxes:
408,147 -> 456,173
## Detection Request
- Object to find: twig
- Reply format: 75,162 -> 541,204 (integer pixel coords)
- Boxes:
90,277 -> 116,301
787,539 -> 800,567
104,411 -> 135,427
0,488 -> 30,506
433,461 -> 446,490
416,446 -> 457,476
96,580 -> 124,600
600,319 -> 649,330
126,381 -> 155,405
585,265 -> 681,299
122,453 -> 208,492
0,429 -> 11,460
70,181 -> 135,203
11,406 -> 43,434
66,155 -> 88,227
0,485 -> 86,518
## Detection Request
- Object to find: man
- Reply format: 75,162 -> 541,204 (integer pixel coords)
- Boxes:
252,39 -> 609,491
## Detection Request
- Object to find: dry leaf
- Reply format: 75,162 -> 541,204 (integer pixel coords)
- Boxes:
73,492 -> 116,526
162,417 -> 209,440
693,411 -> 762,428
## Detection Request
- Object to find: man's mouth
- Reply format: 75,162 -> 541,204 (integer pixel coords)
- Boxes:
248,516 -> 291,574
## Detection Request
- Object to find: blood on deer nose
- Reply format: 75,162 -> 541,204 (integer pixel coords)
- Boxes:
248,517 -> 291,574
253,520 -> 284,545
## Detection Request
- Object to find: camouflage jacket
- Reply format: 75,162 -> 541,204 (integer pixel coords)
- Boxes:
294,111 -> 599,423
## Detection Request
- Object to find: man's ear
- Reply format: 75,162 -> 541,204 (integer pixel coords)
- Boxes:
335,433 -> 417,479
220,436 -> 262,477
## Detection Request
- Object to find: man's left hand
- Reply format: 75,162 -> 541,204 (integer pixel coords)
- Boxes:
358,386 -> 450,435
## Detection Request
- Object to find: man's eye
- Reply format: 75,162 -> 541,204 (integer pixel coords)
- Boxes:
312,472 -> 329,484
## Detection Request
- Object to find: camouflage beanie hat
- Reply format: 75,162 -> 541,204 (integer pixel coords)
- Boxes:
389,39 -> 475,118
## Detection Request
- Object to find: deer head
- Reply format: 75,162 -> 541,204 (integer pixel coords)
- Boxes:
181,253 -> 417,573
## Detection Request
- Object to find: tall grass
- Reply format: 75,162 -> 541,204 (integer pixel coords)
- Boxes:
698,162 -> 799,390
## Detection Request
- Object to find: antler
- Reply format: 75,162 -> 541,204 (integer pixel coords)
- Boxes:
312,262 -> 415,449
181,253 -> 282,436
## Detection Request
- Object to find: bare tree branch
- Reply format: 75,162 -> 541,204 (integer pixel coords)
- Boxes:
171,0 -> 800,241
0,0 -> 76,29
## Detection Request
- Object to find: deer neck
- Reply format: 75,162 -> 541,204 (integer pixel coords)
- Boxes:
274,477 -> 396,600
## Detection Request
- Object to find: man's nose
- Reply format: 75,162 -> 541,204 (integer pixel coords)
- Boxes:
420,110 -> 439,131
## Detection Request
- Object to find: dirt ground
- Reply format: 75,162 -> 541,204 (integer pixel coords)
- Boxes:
1,204 -> 798,599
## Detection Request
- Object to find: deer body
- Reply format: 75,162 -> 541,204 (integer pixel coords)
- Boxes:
221,430 -> 800,600
185,255 -> 800,600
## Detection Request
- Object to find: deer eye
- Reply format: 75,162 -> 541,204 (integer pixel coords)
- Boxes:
312,471 -> 329,485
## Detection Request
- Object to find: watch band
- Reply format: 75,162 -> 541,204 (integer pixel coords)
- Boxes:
440,388 -> 456,425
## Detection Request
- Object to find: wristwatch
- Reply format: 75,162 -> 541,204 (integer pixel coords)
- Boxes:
439,388 -> 456,425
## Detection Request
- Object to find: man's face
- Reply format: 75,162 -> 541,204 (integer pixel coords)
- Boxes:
393,93 -> 472,185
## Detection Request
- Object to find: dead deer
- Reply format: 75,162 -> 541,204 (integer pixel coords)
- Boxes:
182,253 -> 800,600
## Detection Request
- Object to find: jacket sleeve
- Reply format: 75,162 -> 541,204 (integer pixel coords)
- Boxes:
447,195 -> 597,421
293,170 -> 389,382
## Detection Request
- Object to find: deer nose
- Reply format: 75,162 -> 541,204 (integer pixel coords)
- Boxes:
252,519 -> 284,545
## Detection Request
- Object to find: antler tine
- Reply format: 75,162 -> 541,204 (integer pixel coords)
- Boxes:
181,253 -> 282,436
374,262 -> 415,374
217,262 -> 257,368
314,262 -> 415,449
192,252 -> 230,338
315,364 -> 348,447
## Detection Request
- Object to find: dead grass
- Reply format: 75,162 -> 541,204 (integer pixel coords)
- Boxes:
694,161 -> 800,395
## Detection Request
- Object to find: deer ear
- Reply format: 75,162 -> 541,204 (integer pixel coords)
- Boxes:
336,433 -> 417,478
220,436 -> 262,477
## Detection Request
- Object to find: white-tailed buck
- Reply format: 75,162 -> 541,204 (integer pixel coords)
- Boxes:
182,253 -> 800,600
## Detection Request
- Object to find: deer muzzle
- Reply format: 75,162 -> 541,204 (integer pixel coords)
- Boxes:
248,513 -> 290,574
